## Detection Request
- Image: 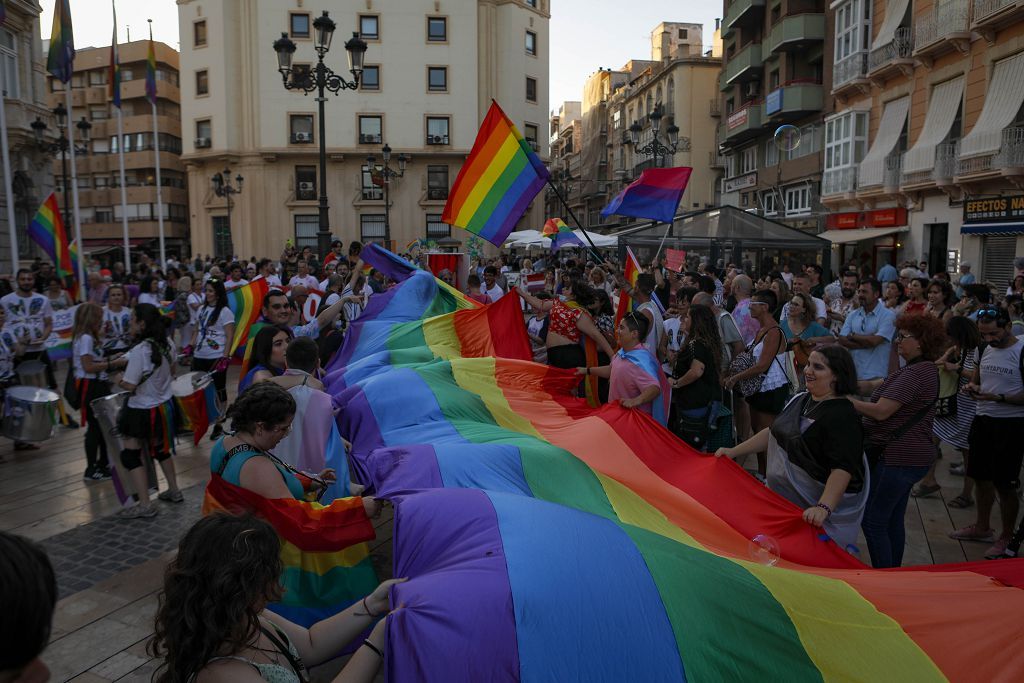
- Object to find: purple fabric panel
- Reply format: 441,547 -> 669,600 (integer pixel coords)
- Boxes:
334,385 -> 386,488
361,243 -> 419,281
387,488 -> 520,683
365,444 -> 444,497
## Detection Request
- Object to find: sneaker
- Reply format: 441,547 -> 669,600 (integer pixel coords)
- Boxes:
157,489 -> 185,503
88,468 -> 109,481
83,466 -> 96,481
984,538 -> 1009,559
63,417 -> 80,429
948,524 -> 995,542
116,504 -> 158,520
209,423 -> 224,441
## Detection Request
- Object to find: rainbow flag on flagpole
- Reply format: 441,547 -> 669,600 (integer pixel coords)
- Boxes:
227,276 -> 271,356
46,0 -> 75,84
144,25 -> 157,106
28,193 -> 79,299
442,100 -> 549,246
109,1 -> 121,109
614,246 -> 641,327
541,217 -> 584,250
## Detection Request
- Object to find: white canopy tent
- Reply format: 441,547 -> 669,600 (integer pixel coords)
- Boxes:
505,229 -> 617,249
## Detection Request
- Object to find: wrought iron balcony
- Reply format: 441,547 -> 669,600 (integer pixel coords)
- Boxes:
915,0 -> 971,64
832,52 -> 869,94
822,167 -> 857,196
868,27 -> 914,79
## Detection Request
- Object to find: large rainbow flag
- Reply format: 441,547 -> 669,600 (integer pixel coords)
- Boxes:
202,475 -> 378,627
28,193 -> 79,299
442,100 -> 549,246
323,245 -> 1024,682
144,26 -> 158,106
46,0 -> 75,84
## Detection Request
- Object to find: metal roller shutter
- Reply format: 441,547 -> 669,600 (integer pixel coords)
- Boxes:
981,235 -> 1017,288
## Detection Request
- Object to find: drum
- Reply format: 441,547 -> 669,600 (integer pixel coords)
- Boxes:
90,392 -> 158,505
2,386 -> 60,442
172,371 -> 220,444
15,360 -> 47,388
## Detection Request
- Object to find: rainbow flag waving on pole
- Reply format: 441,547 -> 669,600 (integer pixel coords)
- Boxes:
227,276 -> 271,356
442,101 -> 549,247
541,217 -> 584,250
145,24 -> 157,106
614,246 -> 642,327
28,193 -> 79,299
46,0 -> 75,83
109,1 -> 121,109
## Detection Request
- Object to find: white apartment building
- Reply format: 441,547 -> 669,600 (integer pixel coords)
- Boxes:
177,0 -> 550,259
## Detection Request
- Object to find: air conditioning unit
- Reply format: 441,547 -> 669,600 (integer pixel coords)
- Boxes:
427,135 -> 449,145
292,132 -> 312,143
194,137 -> 211,148
427,188 -> 448,200
527,140 -> 539,151
745,81 -> 760,98
359,134 -> 380,144
298,181 -> 314,192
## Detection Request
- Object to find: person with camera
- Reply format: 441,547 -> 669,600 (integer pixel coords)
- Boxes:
948,306 -> 1024,558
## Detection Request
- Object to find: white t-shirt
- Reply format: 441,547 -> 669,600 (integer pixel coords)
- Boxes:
225,278 -> 249,291
483,283 -> 504,302
976,339 -> 1024,419
194,306 -> 235,359
123,340 -> 173,409
289,274 -> 319,290
73,333 -> 102,379
0,329 -> 17,380
138,292 -> 161,306
781,296 -> 827,322
187,292 -> 204,325
342,285 -> 366,324
662,317 -> 686,374
637,300 -> 663,356
103,306 -> 133,351
1,292 -> 52,352
319,278 -> 332,291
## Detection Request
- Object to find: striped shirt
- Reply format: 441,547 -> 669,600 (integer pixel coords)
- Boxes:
863,360 -> 938,467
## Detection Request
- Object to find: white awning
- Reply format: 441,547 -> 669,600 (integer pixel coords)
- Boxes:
818,227 -> 908,244
902,76 -> 965,174
870,0 -> 911,50
959,52 -> 1024,159
858,96 -> 910,187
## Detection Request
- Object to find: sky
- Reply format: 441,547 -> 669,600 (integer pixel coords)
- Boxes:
39,0 -> 721,109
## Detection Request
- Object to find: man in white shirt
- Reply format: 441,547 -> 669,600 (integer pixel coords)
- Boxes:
781,272 -> 828,325
288,260 -> 320,290
482,265 -> 504,302
224,263 -> 249,291
256,258 -> 282,288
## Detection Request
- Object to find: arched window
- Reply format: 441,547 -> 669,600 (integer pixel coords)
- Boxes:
666,78 -> 675,115
646,93 -> 653,118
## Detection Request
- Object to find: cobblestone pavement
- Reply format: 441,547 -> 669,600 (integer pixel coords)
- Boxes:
41,483 -> 205,599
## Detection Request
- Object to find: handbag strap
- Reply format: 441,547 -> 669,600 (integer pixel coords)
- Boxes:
259,622 -> 310,683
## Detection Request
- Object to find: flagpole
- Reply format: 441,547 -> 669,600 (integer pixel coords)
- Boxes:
148,21 -> 165,268
65,87 -> 86,300
544,178 -> 603,264
0,86 -> 18,272
114,105 -> 130,271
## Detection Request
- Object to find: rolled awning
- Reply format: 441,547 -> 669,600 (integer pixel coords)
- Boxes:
902,76 -> 965,175
960,222 -> 1024,235
858,96 -> 910,187
818,227 -> 908,244
870,0 -> 911,50
958,52 -> 1024,159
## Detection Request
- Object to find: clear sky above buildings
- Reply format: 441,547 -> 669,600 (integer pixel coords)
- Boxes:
40,0 -> 722,112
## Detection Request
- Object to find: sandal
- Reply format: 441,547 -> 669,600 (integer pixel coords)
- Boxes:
911,483 -> 941,498
947,494 -> 974,509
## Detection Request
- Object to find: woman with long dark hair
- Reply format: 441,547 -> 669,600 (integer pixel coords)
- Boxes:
102,283 -> 132,355
72,303 -> 128,480
190,279 -> 234,438
517,277 -> 615,370
149,513 -> 402,683
669,304 -> 724,450
239,325 -> 293,392
138,275 -> 162,307
925,279 -> 955,323
117,303 -> 182,519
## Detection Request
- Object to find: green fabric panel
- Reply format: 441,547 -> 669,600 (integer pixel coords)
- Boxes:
279,556 -> 379,607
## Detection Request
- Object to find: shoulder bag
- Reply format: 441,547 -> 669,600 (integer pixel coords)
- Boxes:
728,326 -> 786,397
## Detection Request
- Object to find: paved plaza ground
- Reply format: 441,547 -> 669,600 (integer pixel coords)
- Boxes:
0,366 -> 996,682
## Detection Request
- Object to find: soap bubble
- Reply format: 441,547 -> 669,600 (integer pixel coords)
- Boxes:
773,124 -> 801,152
748,534 -> 781,566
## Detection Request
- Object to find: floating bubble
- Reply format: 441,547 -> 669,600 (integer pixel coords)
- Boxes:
748,534 -> 781,566
773,124 -> 801,153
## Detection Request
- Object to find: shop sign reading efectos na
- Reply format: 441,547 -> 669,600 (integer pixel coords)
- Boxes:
963,195 -> 1024,223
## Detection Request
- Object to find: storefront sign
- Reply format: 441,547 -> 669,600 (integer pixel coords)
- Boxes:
765,89 -> 782,116
727,108 -> 748,130
826,207 -> 907,229
724,172 -> 757,193
963,195 -> 1024,222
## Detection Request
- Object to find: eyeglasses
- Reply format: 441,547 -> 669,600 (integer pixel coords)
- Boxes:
895,332 -> 916,342
976,307 -> 1002,321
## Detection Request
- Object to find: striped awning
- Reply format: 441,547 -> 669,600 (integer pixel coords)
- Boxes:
960,222 -> 1024,235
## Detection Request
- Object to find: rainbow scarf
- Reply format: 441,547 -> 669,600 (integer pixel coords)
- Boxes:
326,246 -> 1024,682
202,475 -> 377,627
441,100 -> 550,246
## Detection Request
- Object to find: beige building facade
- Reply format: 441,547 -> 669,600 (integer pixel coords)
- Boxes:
177,0 -> 550,259
820,0 -> 1024,284
45,41 -> 187,260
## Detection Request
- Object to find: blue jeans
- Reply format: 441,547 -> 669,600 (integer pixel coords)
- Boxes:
861,461 -> 929,568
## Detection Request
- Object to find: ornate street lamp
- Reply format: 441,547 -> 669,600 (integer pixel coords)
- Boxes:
366,142 -> 409,243
628,105 -> 689,168
31,105 -> 92,228
212,167 -> 243,257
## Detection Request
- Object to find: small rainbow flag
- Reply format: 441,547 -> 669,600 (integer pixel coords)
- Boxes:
614,246 -> 641,327
28,193 -> 79,299
442,100 -> 549,246
542,217 -> 584,250
145,25 -> 157,106
46,0 -> 75,84
227,276 -> 270,356
109,2 -> 121,109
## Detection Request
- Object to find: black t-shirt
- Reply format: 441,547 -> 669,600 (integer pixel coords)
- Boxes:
672,340 -> 723,410
789,397 -> 865,493
654,279 -> 671,311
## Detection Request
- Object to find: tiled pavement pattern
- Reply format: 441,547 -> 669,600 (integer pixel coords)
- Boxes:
0,364 -> 999,680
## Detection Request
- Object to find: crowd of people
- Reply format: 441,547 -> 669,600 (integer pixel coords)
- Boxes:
1,242 -> 1023,682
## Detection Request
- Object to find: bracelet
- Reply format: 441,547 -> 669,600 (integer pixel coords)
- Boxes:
361,595 -> 380,618
816,502 -> 832,517
362,639 -> 384,659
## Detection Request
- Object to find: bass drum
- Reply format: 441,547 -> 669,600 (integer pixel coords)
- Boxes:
2,386 -> 60,442
91,392 -> 158,505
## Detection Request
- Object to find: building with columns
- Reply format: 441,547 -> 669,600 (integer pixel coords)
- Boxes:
177,0 -> 550,260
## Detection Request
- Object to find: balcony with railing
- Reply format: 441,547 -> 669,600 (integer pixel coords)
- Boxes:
723,102 -> 764,143
958,127 -> 1024,176
724,42 -> 764,86
868,27 -> 915,82
723,0 -> 766,35
765,80 -> 824,120
822,166 -> 858,197
767,13 -> 826,54
709,151 -> 727,168
914,0 -> 971,66
972,0 -> 1024,40
902,141 -> 959,187
832,52 -> 869,97
710,99 -> 721,117
858,153 -> 903,193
